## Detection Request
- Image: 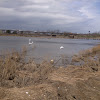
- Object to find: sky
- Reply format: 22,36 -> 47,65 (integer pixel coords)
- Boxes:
0,0 -> 100,33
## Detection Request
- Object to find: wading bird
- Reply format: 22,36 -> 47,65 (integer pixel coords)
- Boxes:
29,39 -> 33,45
60,46 -> 64,49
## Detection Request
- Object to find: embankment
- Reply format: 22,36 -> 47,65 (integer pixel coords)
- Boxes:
0,45 -> 100,100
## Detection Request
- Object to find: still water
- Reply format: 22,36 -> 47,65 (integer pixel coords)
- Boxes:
0,36 -> 100,62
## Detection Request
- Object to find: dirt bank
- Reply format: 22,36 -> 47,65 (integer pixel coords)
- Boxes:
0,45 -> 100,100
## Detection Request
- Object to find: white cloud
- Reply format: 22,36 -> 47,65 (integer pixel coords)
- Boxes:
78,7 -> 95,19
0,0 -> 100,32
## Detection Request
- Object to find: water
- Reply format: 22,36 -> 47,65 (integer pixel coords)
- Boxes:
0,36 -> 100,63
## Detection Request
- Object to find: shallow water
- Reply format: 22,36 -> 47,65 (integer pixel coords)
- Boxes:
0,36 -> 100,64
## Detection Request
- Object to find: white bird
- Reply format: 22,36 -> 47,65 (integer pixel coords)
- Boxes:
60,46 -> 64,49
50,59 -> 54,64
29,39 -> 33,45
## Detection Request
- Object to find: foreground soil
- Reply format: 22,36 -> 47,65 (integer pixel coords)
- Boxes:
0,45 -> 100,100
0,66 -> 100,100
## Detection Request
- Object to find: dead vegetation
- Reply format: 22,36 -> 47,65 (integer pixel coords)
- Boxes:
0,47 -> 55,88
0,45 -> 100,100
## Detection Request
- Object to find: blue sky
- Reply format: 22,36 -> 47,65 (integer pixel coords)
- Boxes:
0,0 -> 100,33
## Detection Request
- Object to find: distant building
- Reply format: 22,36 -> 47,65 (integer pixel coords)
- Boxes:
52,34 -> 57,37
1,29 -> 6,33
69,35 -> 74,38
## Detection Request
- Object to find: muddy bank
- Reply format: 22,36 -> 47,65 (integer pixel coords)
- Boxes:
0,45 -> 100,100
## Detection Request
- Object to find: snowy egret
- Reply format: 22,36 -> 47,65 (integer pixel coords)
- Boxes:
29,39 -> 33,45
60,46 -> 64,49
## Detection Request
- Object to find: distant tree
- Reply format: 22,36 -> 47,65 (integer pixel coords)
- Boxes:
89,31 -> 90,34
20,31 -> 23,34
63,32 -> 71,36
13,31 -> 17,34
0,30 -> 2,34
6,30 -> 11,34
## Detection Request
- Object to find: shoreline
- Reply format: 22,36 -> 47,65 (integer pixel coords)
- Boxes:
0,34 -> 100,40
0,45 -> 100,99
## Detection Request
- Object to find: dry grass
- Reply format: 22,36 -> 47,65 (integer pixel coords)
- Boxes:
0,47 -> 55,88
72,45 -> 100,62
0,47 -> 27,87
0,45 -> 100,100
